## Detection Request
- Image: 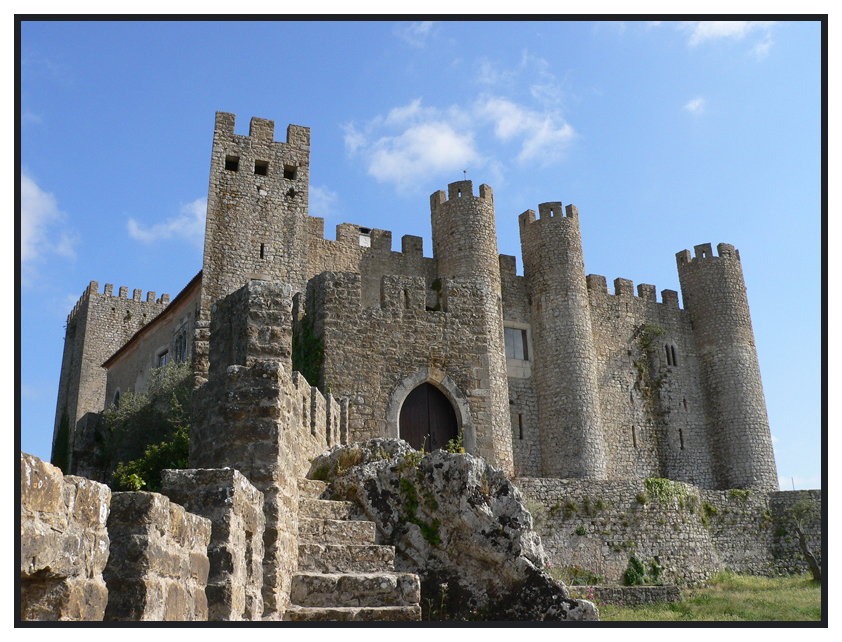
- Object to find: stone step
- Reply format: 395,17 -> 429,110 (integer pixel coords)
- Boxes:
298,478 -> 328,499
298,542 -> 395,573
283,605 -> 422,621
289,572 -> 421,608
299,497 -> 357,521
298,517 -> 376,545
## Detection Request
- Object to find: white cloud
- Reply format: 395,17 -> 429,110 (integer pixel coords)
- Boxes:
367,122 -> 481,186
309,185 -> 341,220
394,21 -> 434,47
345,91 -> 577,188
684,97 -> 706,115
475,97 -> 575,164
683,21 -> 775,47
752,35 -> 774,60
21,171 -> 78,269
127,197 -> 206,247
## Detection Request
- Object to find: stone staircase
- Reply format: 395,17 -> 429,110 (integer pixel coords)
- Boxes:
283,479 -> 422,621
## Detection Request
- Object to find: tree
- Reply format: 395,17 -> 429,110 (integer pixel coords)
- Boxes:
785,494 -> 821,583
101,359 -> 192,491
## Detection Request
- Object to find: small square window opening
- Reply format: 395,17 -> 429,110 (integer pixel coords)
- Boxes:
225,156 -> 239,171
254,160 -> 269,176
283,165 -> 297,180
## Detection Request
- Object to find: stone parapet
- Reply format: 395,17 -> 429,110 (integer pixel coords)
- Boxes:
161,468 -> 265,620
103,492 -> 211,621
20,452 -> 111,621
569,585 -> 682,607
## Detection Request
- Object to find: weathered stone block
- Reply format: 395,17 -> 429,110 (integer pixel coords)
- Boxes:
161,468 -> 265,620
20,453 -> 111,621
104,492 -> 211,621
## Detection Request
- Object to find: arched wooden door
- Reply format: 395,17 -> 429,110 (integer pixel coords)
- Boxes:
399,383 -> 458,452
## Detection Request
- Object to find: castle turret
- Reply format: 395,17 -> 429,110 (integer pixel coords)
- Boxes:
676,243 -> 778,490
197,112 -> 311,383
430,181 -> 513,475
520,203 -> 606,479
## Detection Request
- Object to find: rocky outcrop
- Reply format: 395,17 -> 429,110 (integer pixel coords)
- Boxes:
308,439 -> 598,621
20,452 -> 111,621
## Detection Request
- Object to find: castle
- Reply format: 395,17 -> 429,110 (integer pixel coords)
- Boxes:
53,111 -> 779,492
29,112 -> 825,621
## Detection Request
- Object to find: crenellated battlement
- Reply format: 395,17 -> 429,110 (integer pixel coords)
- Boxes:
213,111 -> 310,149
676,242 -> 741,267
585,274 -> 681,307
430,180 -> 493,211
66,280 -> 171,322
519,203 -> 579,231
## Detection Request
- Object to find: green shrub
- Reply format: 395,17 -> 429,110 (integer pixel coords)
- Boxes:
101,359 -> 192,487
51,410 -> 71,474
112,425 -> 189,492
623,555 -> 647,586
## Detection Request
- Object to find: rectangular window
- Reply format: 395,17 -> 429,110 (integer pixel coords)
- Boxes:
504,327 -> 528,360
283,165 -> 297,180
254,160 -> 269,176
158,351 -> 169,367
225,155 -> 239,171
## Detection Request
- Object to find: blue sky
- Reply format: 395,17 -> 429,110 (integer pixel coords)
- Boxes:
19,20 -> 822,490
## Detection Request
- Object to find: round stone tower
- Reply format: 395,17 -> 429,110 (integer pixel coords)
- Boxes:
519,203 -> 606,479
676,243 -> 778,491
430,181 -> 513,475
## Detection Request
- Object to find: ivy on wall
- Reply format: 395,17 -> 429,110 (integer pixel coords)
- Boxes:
292,314 -> 324,387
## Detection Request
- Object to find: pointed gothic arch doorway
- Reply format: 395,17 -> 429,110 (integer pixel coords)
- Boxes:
399,382 -> 458,452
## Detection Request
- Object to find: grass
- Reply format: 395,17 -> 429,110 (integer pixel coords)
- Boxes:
598,572 -> 821,622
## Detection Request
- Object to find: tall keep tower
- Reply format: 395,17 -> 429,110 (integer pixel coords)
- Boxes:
200,112 -> 311,316
430,181 -> 513,475
519,203 -> 606,479
677,243 -> 778,491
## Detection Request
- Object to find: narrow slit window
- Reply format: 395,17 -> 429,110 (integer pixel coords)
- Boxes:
683,397 -> 688,411
671,345 -> 679,367
260,243 -> 265,259
518,414 -> 524,440
254,160 -> 269,176
632,425 -> 637,448
403,289 -> 410,309
665,344 -> 672,366
225,155 -> 239,171
679,429 -> 685,450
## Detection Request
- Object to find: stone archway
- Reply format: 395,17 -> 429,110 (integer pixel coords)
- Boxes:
385,367 -> 475,453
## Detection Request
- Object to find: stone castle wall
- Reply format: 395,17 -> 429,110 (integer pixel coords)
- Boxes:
161,469 -> 266,621
311,269 -> 507,469
516,478 -> 822,586
104,492 -> 211,621
584,275 -> 716,488
191,280 -> 343,617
